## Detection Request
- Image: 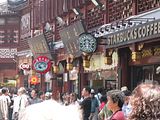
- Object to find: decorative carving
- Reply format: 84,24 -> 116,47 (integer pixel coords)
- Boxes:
66,63 -> 73,71
104,56 -> 112,65
154,48 -> 160,56
83,60 -> 90,68
137,0 -> 160,13
141,49 -> 153,58
131,52 -> 141,61
138,43 -> 144,51
53,65 -> 59,74
0,48 -> 17,58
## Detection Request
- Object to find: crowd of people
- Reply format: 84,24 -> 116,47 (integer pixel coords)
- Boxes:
0,82 -> 160,120
80,83 -> 160,120
0,87 -> 52,120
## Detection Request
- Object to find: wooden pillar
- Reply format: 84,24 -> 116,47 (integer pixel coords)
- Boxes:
118,48 -> 131,88
51,75 -> 58,100
18,75 -> 25,88
40,74 -> 46,91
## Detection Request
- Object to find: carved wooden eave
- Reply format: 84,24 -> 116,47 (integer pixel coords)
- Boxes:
0,2 -> 17,16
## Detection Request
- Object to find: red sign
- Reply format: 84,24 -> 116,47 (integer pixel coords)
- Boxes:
33,56 -> 51,74
30,76 -> 39,85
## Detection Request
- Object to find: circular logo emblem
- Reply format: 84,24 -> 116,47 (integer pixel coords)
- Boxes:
33,56 -> 51,74
79,33 -> 97,53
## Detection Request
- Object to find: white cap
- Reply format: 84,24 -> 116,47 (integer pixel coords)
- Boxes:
91,89 -> 95,93
121,86 -> 128,91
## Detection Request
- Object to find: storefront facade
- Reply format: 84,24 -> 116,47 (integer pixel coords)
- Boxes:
94,8 -> 160,90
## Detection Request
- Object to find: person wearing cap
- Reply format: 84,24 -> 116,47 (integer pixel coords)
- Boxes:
89,89 -> 99,120
121,86 -> 128,92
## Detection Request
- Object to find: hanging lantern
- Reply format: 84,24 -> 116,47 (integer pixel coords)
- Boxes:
104,56 -> 112,65
66,63 -> 73,71
53,65 -> 59,74
83,60 -> 90,68
132,52 -> 141,61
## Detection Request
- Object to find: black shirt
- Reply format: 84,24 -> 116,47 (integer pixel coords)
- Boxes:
80,97 -> 91,120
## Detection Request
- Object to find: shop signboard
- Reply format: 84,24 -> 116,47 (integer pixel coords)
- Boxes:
79,33 -> 97,53
8,0 -> 29,11
59,20 -> 85,57
106,19 -> 160,48
33,56 -> 52,74
19,63 -> 30,70
27,34 -> 52,59
21,13 -> 30,39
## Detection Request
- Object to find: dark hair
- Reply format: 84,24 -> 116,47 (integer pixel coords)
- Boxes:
129,83 -> 160,120
84,87 -> 91,94
38,91 -> 44,97
32,88 -> 39,94
123,90 -> 131,96
100,95 -> 107,103
2,87 -> 8,94
107,90 -> 124,108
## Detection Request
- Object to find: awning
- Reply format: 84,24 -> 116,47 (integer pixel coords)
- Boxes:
94,7 -> 160,38
92,8 -> 160,49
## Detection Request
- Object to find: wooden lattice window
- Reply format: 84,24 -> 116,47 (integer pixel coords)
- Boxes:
108,0 -> 133,23
137,0 -> 160,13
87,7 -> 104,29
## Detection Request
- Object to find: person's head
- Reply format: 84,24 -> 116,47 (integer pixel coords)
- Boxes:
1,87 -> 9,95
31,89 -> 38,98
107,90 -> 124,112
45,92 -> 52,100
122,90 -> 131,104
70,92 -> 77,103
121,86 -> 128,92
18,87 -> 26,95
39,91 -> 45,100
128,83 -> 160,120
100,95 -> 107,103
90,89 -> 95,98
81,87 -> 91,98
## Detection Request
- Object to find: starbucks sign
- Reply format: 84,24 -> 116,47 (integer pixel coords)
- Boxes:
107,19 -> 160,48
79,33 -> 97,53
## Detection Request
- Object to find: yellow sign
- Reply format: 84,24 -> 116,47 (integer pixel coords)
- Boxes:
30,76 -> 38,85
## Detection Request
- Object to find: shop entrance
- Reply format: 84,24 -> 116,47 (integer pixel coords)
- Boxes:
131,64 -> 160,90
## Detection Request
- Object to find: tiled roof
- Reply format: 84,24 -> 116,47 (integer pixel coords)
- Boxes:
0,2 -> 17,15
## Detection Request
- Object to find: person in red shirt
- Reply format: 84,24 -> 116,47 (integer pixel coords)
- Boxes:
99,95 -> 107,112
107,90 -> 125,120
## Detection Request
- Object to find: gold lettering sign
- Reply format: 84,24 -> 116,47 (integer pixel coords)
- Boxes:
107,19 -> 160,48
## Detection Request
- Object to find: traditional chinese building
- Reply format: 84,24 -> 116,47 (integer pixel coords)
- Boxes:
0,0 -> 20,87
3,0 -> 159,95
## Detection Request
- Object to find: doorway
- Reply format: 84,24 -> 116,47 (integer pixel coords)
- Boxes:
131,64 -> 160,90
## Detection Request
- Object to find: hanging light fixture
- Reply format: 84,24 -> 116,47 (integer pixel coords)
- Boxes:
72,8 -> 82,16
90,0 -> 103,7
